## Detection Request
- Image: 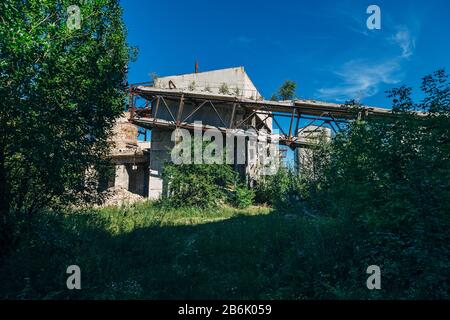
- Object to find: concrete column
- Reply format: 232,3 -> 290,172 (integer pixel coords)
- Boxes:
115,164 -> 129,189
295,126 -> 332,174
148,128 -> 174,199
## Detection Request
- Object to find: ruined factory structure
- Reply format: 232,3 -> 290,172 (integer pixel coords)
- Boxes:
105,66 -> 393,201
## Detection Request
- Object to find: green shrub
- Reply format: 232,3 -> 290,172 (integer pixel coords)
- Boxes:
302,70 -> 450,298
233,185 -> 255,208
162,162 -> 236,209
255,166 -> 307,212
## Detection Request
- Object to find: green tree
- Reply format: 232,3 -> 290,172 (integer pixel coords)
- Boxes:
278,80 -> 297,100
0,0 -> 132,253
305,70 -> 450,298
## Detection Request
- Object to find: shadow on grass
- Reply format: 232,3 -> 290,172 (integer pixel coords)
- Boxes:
0,206 -> 368,300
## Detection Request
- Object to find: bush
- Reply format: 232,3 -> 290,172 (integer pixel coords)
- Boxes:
301,70 -> 450,298
233,185 -> 255,208
255,166 -> 307,213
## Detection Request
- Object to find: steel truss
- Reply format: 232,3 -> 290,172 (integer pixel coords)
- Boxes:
128,84 -> 395,149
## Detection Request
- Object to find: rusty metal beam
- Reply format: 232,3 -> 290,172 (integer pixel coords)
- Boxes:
229,103 -> 237,128
131,86 -> 421,119
128,85 -> 423,150
132,117 -> 316,148
182,100 -> 208,123
176,94 -> 185,126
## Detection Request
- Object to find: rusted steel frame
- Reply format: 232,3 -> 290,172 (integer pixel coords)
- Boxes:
160,96 -> 177,123
328,121 -> 338,134
208,100 -> 227,128
288,107 -> 297,140
237,104 -> 271,131
254,104 -> 274,131
138,127 -> 148,141
176,94 -> 185,126
131,116 -> 321,149
300,113 -> 348,123
272,116 -> 287,136
152,96 -> 161,126
328,113 -> 343,131
257,104 -> 272,122
229,103 -> 237,128
255,112 -> 272,130
182,100 -> 208,123
234,101 -> 271,129
294,110 -> 301,136
142,95 -> 157,110
134,118 -> 312,148
234,110 -> 258,129
302,120 -> 327,140
253,110 -> 347,124
130,86 -> 407,119
297,112 -> 328,134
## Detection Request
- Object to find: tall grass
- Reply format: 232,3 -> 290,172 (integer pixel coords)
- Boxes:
0,201 -> 380,300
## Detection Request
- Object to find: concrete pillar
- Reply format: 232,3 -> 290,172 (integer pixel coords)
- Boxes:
295,125 -> 332,174
148,128 -> 174,199
115,164 -> 129,189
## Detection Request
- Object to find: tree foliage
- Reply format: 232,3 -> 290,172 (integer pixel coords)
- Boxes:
278,80 -> 297,100
161,138 -> 254,209
162,161 -> 238,209
0,0 -> 131,252
306,69 -> 450,297
258,70 -> 450,297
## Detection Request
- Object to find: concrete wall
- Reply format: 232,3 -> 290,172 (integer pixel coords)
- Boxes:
114,164 -> 130,189
155,66 -> 272,131
110,114 -> 151,198
155,66 -> 262,100
109,68 -> 280,199
148,128 -> 173,199
113,163 -> 148,197
295,125 -> 332,175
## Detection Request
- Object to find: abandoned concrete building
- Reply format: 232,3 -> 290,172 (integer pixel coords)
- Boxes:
107,67 -> 275,200
107,114 -> 150,197
105,66 -> 394,201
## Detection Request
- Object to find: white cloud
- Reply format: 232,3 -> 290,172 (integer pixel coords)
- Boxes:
390,28 -> 416,58
316,27 -> 416,102
316,59 -> 402,101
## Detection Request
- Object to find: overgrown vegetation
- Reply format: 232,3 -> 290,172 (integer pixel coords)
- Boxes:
255,166 -> 307,212
256,69 -> 450,298
0,0 -> 132,255
303,70 -> 450,298
162,161 -> 238,209
269,80 -> 297,101
218,83 -> 229,95
161,137 -> 254,209
1,58 -> 449,300
0,202 -> 382,299
1,0 -> 449,299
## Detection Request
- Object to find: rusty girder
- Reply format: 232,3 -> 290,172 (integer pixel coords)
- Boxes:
127,85 -> 395,149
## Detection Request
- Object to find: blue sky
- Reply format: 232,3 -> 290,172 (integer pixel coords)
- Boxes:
123,0 -> 450,108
